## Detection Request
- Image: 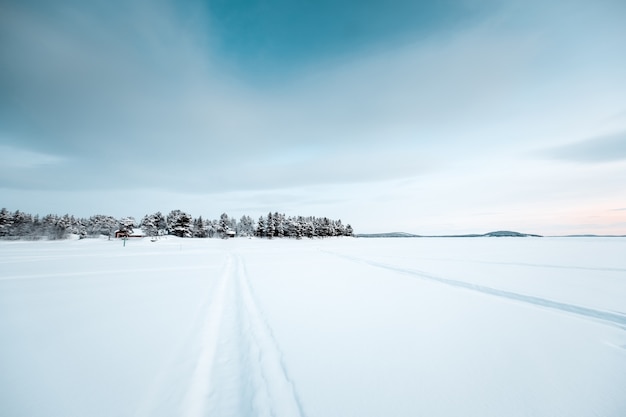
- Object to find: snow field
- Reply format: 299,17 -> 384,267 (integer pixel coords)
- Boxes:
1,237 -> 626,416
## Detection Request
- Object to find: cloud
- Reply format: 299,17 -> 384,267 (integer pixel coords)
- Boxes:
1,0 -> 626,213
0,145 -> 65,169
538,131 -> 626,163
0,144 -> 67,190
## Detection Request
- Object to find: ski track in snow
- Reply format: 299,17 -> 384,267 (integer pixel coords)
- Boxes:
323,251 -> 626,330
181,255 -> 232,417
133,257 -> 230,417
416,257 -> 626,273
180,252 -> 305,417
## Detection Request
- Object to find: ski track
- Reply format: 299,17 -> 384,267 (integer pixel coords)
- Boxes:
323,250 -> 626,330
235,254 -> 305,417
180,252 -> 305,417
415,257 -> 626,273
182,255 -> 233,417
133,257 -> 230,417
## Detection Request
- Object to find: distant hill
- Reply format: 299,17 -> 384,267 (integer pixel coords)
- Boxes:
435,230 -> 543,237
483,230 -> 542,237
356,230 -> 542,238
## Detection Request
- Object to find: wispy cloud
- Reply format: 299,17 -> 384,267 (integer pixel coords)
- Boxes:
0,145 -> 66,190
538,131 -> 626,163
0,145 -> 65,169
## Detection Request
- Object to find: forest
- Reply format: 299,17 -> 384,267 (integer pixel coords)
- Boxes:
0,208 -> 353,240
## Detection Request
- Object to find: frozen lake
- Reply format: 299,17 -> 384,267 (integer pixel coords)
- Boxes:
1,237 -> 625,416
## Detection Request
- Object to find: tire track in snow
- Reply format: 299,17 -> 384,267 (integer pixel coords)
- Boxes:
324,251 -> 626,330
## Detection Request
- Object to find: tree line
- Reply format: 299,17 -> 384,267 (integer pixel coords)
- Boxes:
0,208 -> 353,240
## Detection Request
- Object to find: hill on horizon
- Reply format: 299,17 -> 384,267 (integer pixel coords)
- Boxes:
356,230 -> 543,238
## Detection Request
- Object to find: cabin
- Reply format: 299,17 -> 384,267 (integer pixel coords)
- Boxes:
224,230 -> 236,239
114,229 -> 145,239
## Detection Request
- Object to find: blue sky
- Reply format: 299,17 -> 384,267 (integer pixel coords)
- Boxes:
1,0 -> 625,234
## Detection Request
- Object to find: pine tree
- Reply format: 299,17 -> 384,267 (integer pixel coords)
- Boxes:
275,212 -> 285,238
87,214 -> 118,238
46,214 -> 69,240
193,216 -> 208,238
206,220 -> 217,238
0,208 -> 11,237
266,212 -> 275,238
166,210 -> 192,237
218,213 -> 230,237
141,213 -> 163,237
304,218 -> 315,238
238,215 -> 255,237
256,216 -> 266,237
0,208 -> 355,240
335,219 -> 345,236
118,217 -> 136,234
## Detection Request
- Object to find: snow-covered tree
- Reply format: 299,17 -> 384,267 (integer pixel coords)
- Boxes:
218,213 -> 230,237
10,210 -> 30,237
166,210 -> 192,237
40,214 -> 68,240
141,212 -> 167,237
87,215 -> 118,238
256,216 -> 266,237
117,217 -> 136,235
287,216 -> 303,239
274,212 -> 285,238
303,218 -> 315,238
206,219 -> 218,238
266,212 -> 276,238
0,208 -> 12,237
0,207 -> 354,240
70,216 -> 87,238
238,215 -> 255,237
335,219 -> 345,236
193,216 -> 209,238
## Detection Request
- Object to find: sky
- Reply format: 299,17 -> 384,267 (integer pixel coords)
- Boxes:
1,0 -> 625,235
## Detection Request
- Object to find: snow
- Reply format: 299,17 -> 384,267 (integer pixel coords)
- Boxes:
1,237 -> 625,416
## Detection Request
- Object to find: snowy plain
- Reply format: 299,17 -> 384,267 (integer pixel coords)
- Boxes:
1,236 -> 625,417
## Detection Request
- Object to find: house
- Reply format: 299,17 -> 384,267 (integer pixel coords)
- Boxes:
224,230 -> 236,239
114,229 -> 145,239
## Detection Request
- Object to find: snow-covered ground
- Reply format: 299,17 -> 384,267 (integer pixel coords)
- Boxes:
1,237 -> 625,417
